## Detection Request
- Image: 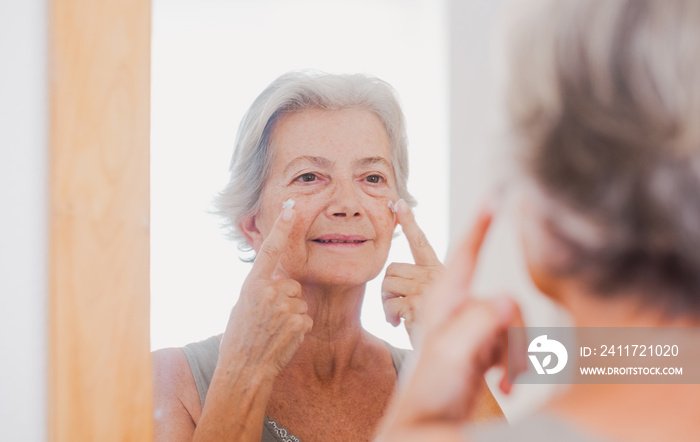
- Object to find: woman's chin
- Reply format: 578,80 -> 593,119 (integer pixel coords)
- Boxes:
295,268 -> 380,289
283,253 -> 387,288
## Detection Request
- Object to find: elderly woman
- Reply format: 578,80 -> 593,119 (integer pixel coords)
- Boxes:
376,0 -> 700,441
153,71 -> 502,441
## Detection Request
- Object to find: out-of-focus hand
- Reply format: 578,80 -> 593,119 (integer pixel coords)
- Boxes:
376,204 -> 528,441
382,199 -> 445,343
219,207 -> 314,378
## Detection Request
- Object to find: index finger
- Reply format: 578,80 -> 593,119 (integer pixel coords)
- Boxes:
395,199 -> 440,266
425,205 -> 494,324
249,208 -> 296,280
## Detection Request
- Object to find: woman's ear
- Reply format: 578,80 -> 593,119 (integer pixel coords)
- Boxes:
517,198 -> 566,303
237,213 -> 263,253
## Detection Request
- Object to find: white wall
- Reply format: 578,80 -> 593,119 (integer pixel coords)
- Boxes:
151,0 -> 449,351
448,0 -> 567,421
0,1 -> 48,440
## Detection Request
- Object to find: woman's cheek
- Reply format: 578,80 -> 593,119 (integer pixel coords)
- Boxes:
287,209 -> 312,244
280,223 -> 309,276
373,207 -> 397,243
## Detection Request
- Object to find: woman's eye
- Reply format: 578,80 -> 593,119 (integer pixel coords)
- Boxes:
297,173 -> 317,183
365,175 -> 383,184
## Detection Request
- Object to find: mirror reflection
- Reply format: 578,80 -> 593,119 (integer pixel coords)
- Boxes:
151,0 -> 449,351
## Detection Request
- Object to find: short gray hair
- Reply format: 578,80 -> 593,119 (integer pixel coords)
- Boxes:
214,70 -> 416,248
507,0 -> 700,313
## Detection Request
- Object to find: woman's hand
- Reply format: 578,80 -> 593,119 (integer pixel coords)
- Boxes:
194,208 -> 313,441
382,199 -> 445,343
375,206 -> 527,442
220,207 -> 314,377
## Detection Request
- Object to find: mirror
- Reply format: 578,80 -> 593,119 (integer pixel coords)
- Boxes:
150,0 -> 450,351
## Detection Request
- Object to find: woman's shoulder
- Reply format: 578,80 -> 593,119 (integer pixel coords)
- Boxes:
152,348 -> 201,438
152,346 -> 195,397
152,337 -> 221,426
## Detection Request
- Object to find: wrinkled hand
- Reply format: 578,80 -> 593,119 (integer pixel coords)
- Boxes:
382,199 -> 445,343
219,208 -> 314,377
377,205 -> 528,440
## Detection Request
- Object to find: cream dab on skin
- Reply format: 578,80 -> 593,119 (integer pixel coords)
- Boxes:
387,200 -> 398,213
282,198 -> 295,210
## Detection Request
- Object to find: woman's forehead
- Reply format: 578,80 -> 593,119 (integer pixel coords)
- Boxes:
270,108 -> 392,163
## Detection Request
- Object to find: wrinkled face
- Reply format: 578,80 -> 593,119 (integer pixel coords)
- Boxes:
242,108 -> 399,287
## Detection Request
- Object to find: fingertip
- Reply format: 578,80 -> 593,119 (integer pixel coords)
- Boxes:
281,207 -> 295,222
388,200 -> 398,213
282,198 -> 295,210
499,374 -> 513,395
475,204 -> 495,231
386,315 -> 400,327
396,199 -> 410,214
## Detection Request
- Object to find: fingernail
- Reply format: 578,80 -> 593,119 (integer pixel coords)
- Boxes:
282,208 -> 295,221
396,199 -> 409,213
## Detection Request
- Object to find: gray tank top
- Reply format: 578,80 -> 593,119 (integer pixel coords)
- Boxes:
182,336 -> 409,442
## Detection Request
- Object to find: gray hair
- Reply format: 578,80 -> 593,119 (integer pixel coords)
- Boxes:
507,0 -> 700,314
214,70 -> 416,249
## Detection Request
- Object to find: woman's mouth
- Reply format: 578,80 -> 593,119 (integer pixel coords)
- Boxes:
312,235 -> 368,245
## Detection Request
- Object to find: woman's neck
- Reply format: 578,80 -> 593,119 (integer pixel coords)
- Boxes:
303,283 -> 366,339
282,282 -> 380,383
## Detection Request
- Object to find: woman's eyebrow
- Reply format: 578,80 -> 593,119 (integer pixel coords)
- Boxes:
283,156 -> 333,174
356,156 -> 392,169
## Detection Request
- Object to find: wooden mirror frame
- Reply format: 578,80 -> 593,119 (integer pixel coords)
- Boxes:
48,0 -> 152,439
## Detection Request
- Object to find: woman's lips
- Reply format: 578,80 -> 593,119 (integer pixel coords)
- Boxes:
311,234 -> 368,245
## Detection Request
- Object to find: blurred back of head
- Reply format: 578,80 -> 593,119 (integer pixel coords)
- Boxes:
507,0 -> 700,315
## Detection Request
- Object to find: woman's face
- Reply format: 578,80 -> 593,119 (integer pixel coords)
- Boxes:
241,107 -> 399,287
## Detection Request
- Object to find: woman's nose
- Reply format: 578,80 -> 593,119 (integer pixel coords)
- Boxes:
326,180 -> 363,218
